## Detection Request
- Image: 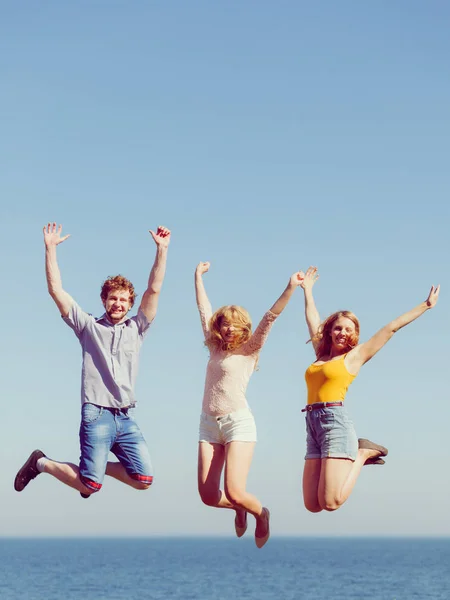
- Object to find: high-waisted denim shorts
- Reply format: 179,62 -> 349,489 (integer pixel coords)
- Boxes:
199,408 -> 257,445
305,405 -> 358,460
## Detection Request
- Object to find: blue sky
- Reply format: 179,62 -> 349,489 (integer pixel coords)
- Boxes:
1,1 -> 449,537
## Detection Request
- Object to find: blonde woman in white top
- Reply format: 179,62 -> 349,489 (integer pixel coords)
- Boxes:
195,261 -> 304,548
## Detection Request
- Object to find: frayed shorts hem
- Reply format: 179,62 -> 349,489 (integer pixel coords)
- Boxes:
305,453 -> 356,461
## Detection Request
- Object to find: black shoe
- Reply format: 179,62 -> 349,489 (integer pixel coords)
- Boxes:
80,493 -> 90,499
14,450 -> 46,492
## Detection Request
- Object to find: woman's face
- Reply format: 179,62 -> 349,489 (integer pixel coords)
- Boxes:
330,316 -> 356,351
220,319 -> 238,344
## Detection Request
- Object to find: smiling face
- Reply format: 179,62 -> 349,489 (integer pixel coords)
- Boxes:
103,288 -> 132,324
315,310 -> 360,360
220,320 -> 238,344
330,316 -> 357,352
206,305 -> 252,352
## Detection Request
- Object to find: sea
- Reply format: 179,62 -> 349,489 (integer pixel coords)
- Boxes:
0,537 -> 449,600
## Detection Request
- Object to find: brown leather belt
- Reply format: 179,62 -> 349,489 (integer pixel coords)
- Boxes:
301,402 -> 343,413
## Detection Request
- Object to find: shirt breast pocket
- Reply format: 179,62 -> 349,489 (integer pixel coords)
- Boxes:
120,330 -> 139,356
121,341 -> 136,356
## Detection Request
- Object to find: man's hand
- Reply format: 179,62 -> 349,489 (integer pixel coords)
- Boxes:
43,223 -> 70,247
149,226 -> 171,248
43,222 -> 74,317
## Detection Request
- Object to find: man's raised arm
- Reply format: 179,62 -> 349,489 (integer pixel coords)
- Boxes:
139,225 -> 171,323
44,222 -> 74,317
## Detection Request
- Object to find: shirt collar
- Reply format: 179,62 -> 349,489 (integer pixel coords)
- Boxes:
96,313 -> 132,326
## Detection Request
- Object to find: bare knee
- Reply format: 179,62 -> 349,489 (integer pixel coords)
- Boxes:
323,504 -> 340,512
320,498 -> 342,512
80,489 -> 95,498
303,489 -> 323,513
199,487 -> 219,507
224,486 -> 246,508
304,500 -> 323,513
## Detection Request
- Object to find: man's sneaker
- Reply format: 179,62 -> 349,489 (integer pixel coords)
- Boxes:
14,450 -> 46,492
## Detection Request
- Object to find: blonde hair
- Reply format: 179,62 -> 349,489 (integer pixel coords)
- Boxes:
206,305 -> 252,352
313,310 -> 360,359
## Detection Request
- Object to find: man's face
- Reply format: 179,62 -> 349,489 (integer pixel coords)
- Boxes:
103,288 -> 132,324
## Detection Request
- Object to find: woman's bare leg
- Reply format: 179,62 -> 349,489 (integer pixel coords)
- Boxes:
302,459 -> 323,513
318,448 -> 382,511
224,441 -> 268,539
198,442 -> 234,509
224,442 -> 259,515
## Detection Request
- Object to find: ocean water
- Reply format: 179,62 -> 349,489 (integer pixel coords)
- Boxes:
0,537 -> 449,600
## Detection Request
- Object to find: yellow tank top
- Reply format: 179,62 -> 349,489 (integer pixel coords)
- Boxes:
305,355 -> 356,405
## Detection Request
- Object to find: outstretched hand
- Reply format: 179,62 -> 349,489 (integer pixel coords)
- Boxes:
426,285 -> 440,308
43,223 -> 70,247
149,226 -> 171,248
300,266 -> 319,290
196,262 -> 210,276
289,271 -> 305,287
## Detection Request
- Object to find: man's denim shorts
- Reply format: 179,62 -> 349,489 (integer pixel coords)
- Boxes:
199,407 -> 257,445
79,403 -> 153,492
304,405 -> 358,460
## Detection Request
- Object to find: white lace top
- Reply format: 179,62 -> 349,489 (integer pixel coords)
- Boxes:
198,306 -> 278,415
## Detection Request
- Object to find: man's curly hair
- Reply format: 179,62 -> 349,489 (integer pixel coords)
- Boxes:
100,275 -> 137,307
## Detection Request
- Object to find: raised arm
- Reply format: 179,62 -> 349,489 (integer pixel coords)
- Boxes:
195,262 -> 213,338
299,266 -> 321,354
44,223 -> 74,317
347,285 -> 440,373
244,271 -> 304,354
139,226 -> 171,323
269,271 -> 305,315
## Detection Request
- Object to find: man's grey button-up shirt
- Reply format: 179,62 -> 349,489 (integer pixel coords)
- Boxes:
63,301 -> 151,409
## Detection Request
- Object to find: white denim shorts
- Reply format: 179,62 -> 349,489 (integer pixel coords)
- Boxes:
199,408 -> 257,445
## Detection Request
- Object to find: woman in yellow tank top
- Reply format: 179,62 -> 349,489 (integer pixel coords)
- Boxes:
300,266 -> 440,513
